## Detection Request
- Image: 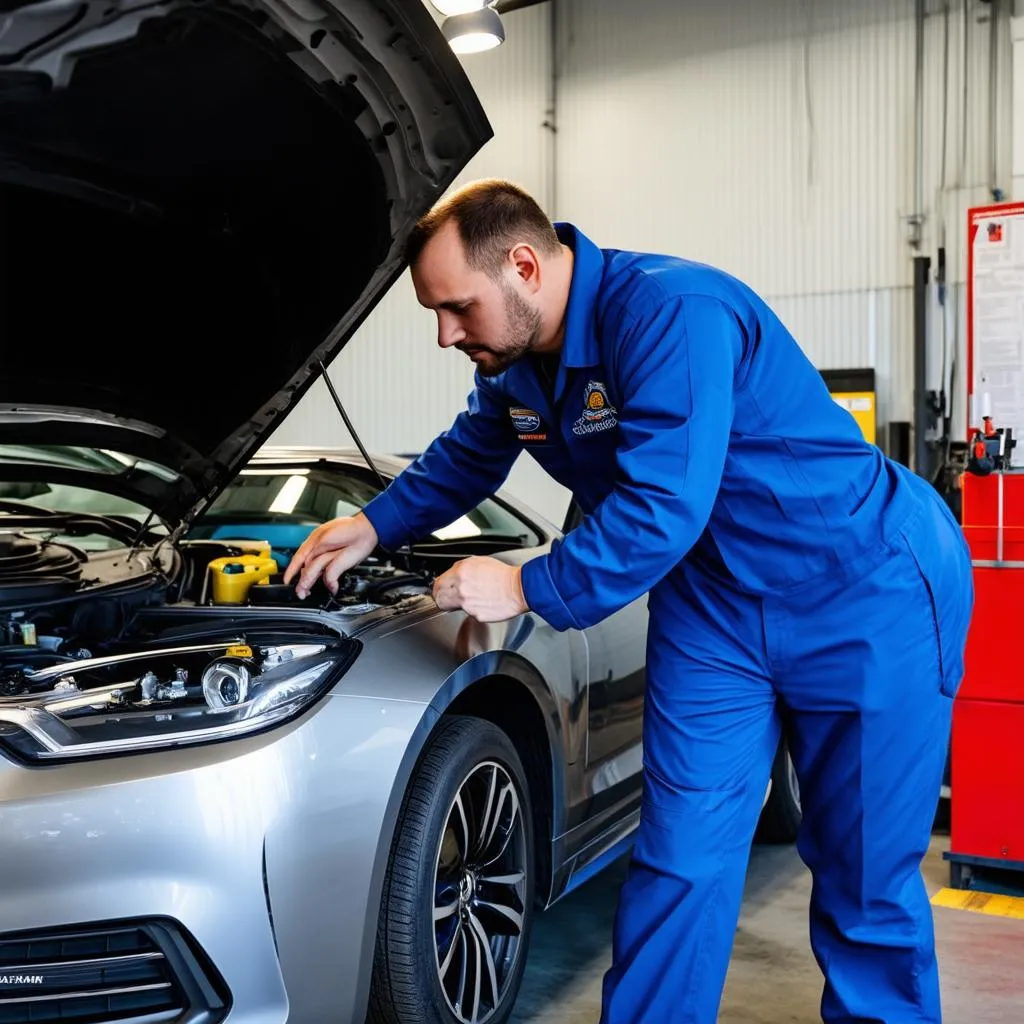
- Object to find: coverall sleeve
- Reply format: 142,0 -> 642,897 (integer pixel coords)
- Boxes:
359,375 -> 521,550
520,294 -> 741,632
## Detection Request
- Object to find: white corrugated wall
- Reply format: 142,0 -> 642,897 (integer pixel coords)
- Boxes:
275,0 -> 1016,518
554,0 -> 1015,442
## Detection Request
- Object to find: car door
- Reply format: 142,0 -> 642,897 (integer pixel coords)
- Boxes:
562,500 -> 648,823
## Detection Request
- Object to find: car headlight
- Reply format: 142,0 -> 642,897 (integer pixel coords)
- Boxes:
0,638 -> 358,764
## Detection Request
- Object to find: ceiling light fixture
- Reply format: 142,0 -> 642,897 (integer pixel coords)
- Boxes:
441,6 -> 506,53
430,0 -> 489,15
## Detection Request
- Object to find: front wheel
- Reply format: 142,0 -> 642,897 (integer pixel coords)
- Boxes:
368,715 -> 535,1024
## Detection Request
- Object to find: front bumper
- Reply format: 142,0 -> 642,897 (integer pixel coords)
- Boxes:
0,686 -> 435,1024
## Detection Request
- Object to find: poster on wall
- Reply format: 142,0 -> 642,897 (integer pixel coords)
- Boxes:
968,201 -> 1024,440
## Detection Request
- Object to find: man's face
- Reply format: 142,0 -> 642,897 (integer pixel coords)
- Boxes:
411,220 -> 542,378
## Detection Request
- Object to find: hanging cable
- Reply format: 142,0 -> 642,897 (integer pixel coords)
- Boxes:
959,0 -> 969,190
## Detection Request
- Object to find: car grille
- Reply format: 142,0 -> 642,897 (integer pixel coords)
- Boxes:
0,919 -> 230,1024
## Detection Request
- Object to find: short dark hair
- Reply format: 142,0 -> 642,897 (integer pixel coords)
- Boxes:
404,178 -> 562,278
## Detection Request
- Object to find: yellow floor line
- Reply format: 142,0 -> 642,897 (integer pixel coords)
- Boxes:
931,887 -> 1024,919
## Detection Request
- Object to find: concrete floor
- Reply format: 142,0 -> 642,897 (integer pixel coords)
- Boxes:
511,832 -> 1024,1023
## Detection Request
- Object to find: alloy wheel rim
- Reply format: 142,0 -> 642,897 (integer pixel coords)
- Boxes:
432,760 -> 528,1024
787,750 -> 801,814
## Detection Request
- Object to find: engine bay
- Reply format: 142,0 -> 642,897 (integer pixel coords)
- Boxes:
0,522 -> 433,758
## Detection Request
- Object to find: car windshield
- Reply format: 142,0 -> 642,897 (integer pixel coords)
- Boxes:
200,467 -> 382,523
0,453 -> 541,558
0,444 -> 181,483
0,446 -> 172,550
187,463 -> 540,557
0,482 -> 158,551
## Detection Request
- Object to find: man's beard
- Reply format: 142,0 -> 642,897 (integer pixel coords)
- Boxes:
472,285 -> 543,378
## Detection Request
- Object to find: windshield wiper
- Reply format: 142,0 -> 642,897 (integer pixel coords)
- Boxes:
0,501 -> 152,546
0,499 -> 63,517
127,510 -> 158,561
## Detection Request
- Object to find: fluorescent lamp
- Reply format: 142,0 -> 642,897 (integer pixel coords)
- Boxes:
442,8 -> 505,53
268,475 -> 309,514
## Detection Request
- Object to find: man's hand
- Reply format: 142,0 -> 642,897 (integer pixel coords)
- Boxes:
283,512 -> 379,599
432,556 -> 528,622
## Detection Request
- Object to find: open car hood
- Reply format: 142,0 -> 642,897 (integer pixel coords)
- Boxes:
0,0 -> 490,528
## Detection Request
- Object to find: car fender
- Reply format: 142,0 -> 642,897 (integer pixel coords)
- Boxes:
343,609 -> 584,1021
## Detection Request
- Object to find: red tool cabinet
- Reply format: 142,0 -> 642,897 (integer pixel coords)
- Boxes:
946,471 -> 1024,888
944,200 -> 1024,889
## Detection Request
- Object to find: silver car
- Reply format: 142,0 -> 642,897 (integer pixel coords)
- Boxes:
0,442 -> 800,1024
0,4 -> 798,1022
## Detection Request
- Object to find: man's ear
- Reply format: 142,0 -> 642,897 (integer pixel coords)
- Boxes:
509,243 -> 542,293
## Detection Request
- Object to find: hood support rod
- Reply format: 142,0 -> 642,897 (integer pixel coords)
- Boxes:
317,360 -> 390,492
315,360 -> 428,575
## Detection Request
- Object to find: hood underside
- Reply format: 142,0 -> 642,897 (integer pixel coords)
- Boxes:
0,0 -> 490,526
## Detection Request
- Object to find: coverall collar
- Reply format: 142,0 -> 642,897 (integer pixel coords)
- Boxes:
554,222 -> 602,369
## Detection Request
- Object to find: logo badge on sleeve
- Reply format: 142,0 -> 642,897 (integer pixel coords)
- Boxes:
509,407 -> 547,442
572,381 -> 618,436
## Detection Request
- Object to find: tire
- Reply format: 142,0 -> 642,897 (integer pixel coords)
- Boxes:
933,739 -> 952,833
367,715 -> 535,1024
756,737 -> 802,844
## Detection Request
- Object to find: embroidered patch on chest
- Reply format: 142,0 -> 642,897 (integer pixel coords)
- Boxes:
572,381 -> 618,436
509,406 -> 547,441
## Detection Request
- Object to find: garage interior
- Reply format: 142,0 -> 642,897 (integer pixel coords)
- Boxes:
0,0 -> 1022,1022
281,0 -> 1022,531
271,1 -> 1024,1021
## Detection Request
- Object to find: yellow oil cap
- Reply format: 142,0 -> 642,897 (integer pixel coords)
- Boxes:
208,554 -> 279,605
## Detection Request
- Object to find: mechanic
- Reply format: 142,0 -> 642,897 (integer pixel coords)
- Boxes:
284,179 -> 973,1023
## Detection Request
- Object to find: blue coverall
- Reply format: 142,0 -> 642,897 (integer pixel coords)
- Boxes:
361,223 -> 975,1023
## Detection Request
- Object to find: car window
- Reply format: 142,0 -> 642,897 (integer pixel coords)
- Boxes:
0,446 -> 179,549
0,481 -> 159,551
201,469 -> 380,523
0,444 -> 181,482
431,501 -> 537,543
563,501 -> 585,534
0,481 -> 153,519
196,465 -> 541,546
